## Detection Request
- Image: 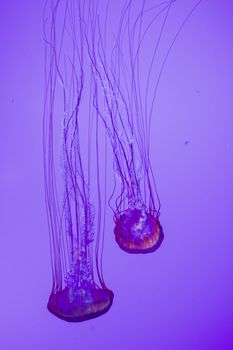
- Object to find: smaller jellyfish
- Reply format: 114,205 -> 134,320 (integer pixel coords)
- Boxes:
114,208 -> 163,254
84,0 -> 170,254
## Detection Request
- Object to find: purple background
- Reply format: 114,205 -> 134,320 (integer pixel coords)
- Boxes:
0,1 -> 233,349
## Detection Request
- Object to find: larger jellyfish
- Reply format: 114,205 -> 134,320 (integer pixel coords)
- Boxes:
82,0 -> 176,254
43,0 -> 113,322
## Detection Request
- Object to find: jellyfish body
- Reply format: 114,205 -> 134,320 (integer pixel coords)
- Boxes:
114,208 -> 163,254
46,201 -> 114,322
47,222 -> 114,322
47,287 -> 113,322
43,0 -> 113,322
84,0 -> 174,254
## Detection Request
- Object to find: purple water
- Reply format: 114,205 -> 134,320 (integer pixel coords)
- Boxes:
0,1 -> 233,349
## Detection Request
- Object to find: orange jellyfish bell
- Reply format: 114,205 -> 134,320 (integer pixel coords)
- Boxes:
114,208 -> 164,254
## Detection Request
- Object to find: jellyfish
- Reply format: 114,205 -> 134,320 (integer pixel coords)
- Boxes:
43,0 -> 113,322
84,0 -> 201,254
82,0 -> 173,254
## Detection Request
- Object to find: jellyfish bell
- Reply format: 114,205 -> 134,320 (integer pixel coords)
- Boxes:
114,207 -> 164,254
47,287 -> 114,322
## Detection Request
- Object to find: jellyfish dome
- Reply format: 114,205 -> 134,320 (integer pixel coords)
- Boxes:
48,287 -> 113,322
114,208 -> 163,254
